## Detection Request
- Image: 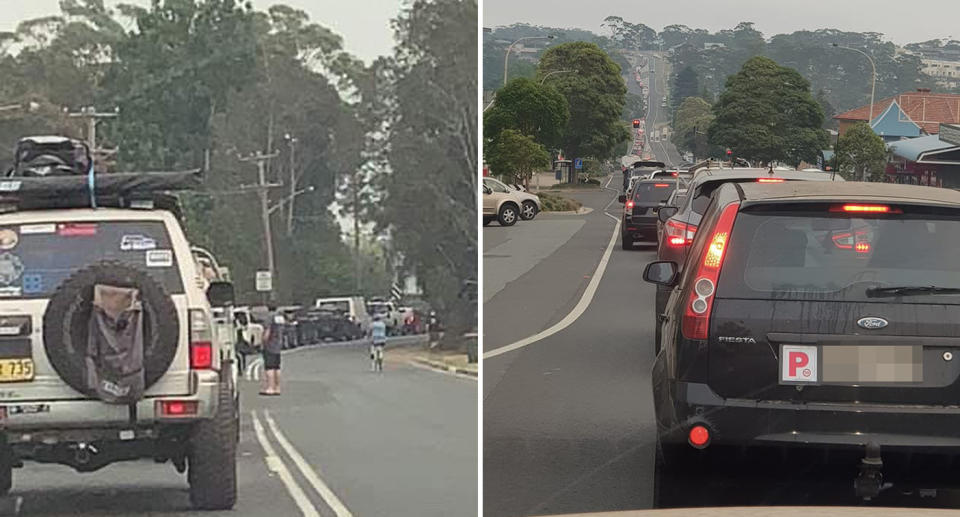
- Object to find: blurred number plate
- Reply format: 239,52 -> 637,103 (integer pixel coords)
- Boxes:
0,359 -> 34,382
822,345 -> 921,383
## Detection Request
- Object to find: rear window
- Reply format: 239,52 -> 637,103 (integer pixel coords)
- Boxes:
0,220 -> 183,299
633,182 -> 676,203
718,207 -> 960,302
318,300 -> 349,313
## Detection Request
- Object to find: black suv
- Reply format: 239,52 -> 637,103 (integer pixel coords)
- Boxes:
619,178 -> 677,250
653,168 -> 842,328
644,181 -> 960,502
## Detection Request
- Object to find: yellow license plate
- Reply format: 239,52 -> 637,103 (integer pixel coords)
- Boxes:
0,359 -> 34,382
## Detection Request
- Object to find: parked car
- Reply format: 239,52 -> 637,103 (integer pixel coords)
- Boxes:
483,177 -> 541,220
619,178 -> 678,250
311,309 -> 362,341
652,168 -> 844,338
366,299 -> 402,335
644,181 -> 960,504
482,183 -> 521,227
315,296 -> 371,334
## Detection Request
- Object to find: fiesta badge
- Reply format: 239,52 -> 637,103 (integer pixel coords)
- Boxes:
857,317 -> 889,330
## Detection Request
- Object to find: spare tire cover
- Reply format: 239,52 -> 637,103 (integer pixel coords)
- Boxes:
43,260 -> 179,396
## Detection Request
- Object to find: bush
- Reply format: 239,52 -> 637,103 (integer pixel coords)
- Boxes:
539,193 -> 583,212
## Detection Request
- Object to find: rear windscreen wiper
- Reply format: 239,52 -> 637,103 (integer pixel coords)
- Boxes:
866,285 -> 960,298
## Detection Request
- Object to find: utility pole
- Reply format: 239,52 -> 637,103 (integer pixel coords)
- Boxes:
284,134 -> 298,236
354,169 -> 362,294
240,152 -> 281,302
68,107 -> 118,170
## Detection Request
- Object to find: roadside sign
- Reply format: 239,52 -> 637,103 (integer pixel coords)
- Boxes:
574,158 -> 583,169
255,270 -> 272,292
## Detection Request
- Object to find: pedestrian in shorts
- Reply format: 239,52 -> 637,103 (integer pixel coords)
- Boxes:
260,308 -> 284,395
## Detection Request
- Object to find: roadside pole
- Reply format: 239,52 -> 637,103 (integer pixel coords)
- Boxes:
241,152 -> 281,303
68,107 -> 118,170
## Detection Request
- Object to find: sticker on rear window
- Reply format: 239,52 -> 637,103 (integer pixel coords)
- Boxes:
0,230 -> 17,251
0,254 -> 24,286
19,224 -> 55,235
146,249 -> 173,268
22,274 -> 42,294
58,223 -> 97,237
0,287 -> 21,297
781,345 -> 818,383
0,181 -> 21,192
121,235 -> 157,251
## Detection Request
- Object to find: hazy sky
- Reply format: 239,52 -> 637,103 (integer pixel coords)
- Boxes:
0,0 -> 404,63
484,0 -> 957,45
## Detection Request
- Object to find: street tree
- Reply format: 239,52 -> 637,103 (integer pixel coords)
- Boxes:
484,77 -> 569,150
836,122 -> 887,181
673,97 -> 720,160
672,65 -> 700,110
485,129 -> 551,186
538,41 -> 630,166
708,56 -> 829,165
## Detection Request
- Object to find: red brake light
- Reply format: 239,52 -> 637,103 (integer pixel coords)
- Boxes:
757,178 -> 785,183
625,200 -> 635,210
158,400 -> 199,417
190,341 -> 213,369
654,183 -> 670,187
833,204 -> 900,213
665,219 -> 697,247
855,242 -> 871,253
682,202 -> 740,340
688,425 -> 710,448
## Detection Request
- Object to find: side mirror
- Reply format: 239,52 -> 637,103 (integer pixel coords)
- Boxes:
618,194 -> 626,203
658,206 -> 678,223
482,186 -> 492,194
643,261 -> 678,286
207,281 -> 235,307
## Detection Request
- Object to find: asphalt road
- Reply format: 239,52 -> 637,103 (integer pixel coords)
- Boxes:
483,181 -> 960,516
629,52 -> 683,167
4,340 -> 477,517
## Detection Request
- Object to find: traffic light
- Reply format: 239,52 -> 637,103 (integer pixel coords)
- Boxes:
633,119 -> 640,128
726,149 -> 733,157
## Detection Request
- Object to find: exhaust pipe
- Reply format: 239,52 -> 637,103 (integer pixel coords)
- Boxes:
73,443 -> 98,465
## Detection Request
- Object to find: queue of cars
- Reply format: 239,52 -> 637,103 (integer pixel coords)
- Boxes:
629,163 -> 960,504
482,176 -> 542,226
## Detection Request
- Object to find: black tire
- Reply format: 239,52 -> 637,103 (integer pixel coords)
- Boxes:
483,218 -> 491,226
498,203 -> 519,227
520,200 -> 539,220
621,235 -> 634,250
188,384 -> 238,510
42,260 -> 180,396
655,319 -> 662,355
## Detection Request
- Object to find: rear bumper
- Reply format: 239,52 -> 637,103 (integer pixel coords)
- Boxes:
624,219 -> 659,242
0,370 -> 220,431
657,379 -> 960,451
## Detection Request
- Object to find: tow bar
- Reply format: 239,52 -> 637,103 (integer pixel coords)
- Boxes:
854,442 -> 883,500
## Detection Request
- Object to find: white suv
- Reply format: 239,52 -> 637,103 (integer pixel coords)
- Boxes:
0,150 -> 238,509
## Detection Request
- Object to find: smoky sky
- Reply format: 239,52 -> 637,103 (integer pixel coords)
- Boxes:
0,0 -> 403,63
483,0 -> 958,45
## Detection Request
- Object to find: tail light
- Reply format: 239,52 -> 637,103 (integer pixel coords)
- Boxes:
665,218 -> 697,247
157,400 -> 199,417
189,309 -> 214,369
682,202 -> 740,340
757,178 -> 784,183
831,204 -> 901,214
625,200 -> 635,211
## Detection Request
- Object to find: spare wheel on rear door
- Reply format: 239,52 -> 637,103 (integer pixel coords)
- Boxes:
43,260 -> 180,397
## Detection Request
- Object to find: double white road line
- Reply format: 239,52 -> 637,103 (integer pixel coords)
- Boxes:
251,410 -> 353,517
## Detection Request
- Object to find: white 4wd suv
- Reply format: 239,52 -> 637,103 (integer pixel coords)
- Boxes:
0,140 -> 238,509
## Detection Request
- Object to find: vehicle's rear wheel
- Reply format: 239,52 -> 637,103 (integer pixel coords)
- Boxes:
654,319 -> 662,354
498,204 -> 519,226
653,441 -> 698,508
483,218 -> 491,226
0,434 -> 12,497
520,201 -> 538,220
622,235 -> 634,250
188,384 -> 238,510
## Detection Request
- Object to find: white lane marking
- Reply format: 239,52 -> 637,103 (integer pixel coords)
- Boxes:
484,215 -> 621,359
264,410 -> 354,517
254,362 -> 261,381
251,411 -> 320,517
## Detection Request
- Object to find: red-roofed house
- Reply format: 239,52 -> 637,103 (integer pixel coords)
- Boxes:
834,88 -> 960,138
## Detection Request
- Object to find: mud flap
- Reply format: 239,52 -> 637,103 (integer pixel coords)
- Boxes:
85,285 -> 145,404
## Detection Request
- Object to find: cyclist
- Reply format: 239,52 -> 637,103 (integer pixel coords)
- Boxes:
370,313 -> 387,372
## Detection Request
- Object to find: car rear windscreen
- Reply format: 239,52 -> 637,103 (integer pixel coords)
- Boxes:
0,221 -> 183,299
633,182 -> 676,203
718,208 -> 960,302
318,301 -> 350,313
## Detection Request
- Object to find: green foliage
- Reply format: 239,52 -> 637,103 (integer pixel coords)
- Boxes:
673,97 -> 721,159
538,42 -> 630,161
837,122 -> 887,181
484,77 -> 568,149
708,56 -> 830,165
622,91 -> 645,121
377,0 -> 477,337
485,129 -> 551,184
672,66 -> 700,110
538,192 -> 582,212
815,89 -> 837,129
